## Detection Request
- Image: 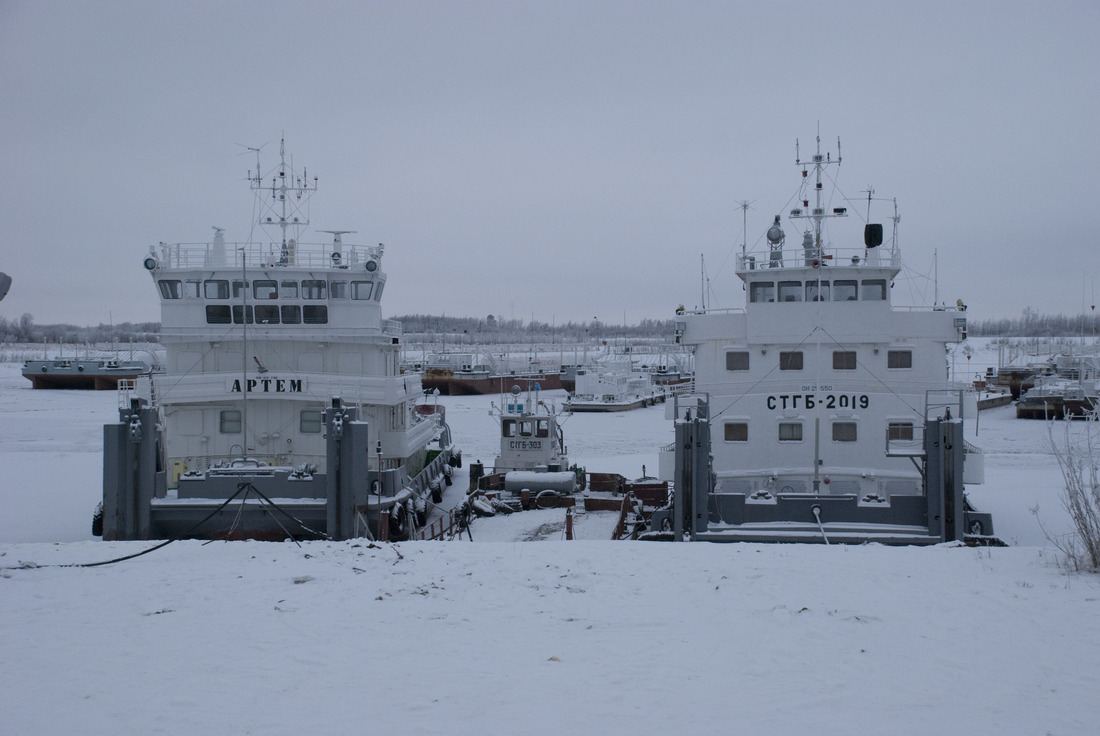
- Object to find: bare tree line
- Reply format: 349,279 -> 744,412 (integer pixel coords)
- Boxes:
0,307 -> 1096,348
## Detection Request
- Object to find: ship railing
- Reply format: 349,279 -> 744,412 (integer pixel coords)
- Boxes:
885,424 -> 926,457
117,376 -> 155,410
736,246 -> 901,272
666,380 -> 696,396
151,241 -> 384,270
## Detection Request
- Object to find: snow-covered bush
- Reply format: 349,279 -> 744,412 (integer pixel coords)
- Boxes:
1044,414 -> 1100,572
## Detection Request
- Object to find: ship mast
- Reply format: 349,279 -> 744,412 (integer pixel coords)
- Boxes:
236,139 -> 319,459
249,138 -> 318,265
790,133 -> 845,257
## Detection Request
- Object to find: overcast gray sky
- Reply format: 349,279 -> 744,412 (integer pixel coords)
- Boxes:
1,0 -> 1096,327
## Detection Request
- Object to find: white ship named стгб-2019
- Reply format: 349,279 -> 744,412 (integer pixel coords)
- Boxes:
99,140 -> 457,542
656,135 -> 994,544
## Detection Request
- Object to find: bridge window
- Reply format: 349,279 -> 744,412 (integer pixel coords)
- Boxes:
280,280 -> 299,298
329,281 -> 348,299
888,350 -> 913,369
219,410 -> 241,434
519,420 -> 534,437
374,281 -> 385,300
352,281 -> 373,300
205,305 -> 231,324
536,419 -> 550,438
253,280 -> 278,300
302,280 -> 327,299
778,281 -> 802,302
861,279 -> 886,301
232,280 -> 249,298
232,305 -> 254,324
779,422 -> 803,441
204,280 -> 229,299
833,351 -> 857,370
281,305 -> 302,324
502,419 -> 516,437
833,280 -> 857,301
725,351 -> 750,371
832,422 -> 857,442
724,422 -> 748,441
158,280 -> 182,299
303,305 -> 328,324
184,280 -> 201,298
779,351 -> 803,371
749,282 -> 775,303
300,410 -> 322,434
254,305 -> 279,324
806,280 -> 830,301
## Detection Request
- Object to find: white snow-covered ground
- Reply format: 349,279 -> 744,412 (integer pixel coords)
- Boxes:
2,338 -> 1100,734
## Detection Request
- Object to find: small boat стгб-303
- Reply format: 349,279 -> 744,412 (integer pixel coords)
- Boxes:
98,139 -> 458,542
654,134 -> 995,544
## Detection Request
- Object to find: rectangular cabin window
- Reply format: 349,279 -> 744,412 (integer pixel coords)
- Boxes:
833,280 -> 857,301
888,350 -> 913,369
749,282 -> 775,303
805,280 -> 829,302
779,351 -> 803,371
232,280 -> 249,298
205,305 -> 231,324
833,351 -> 857,370
725,351 -> 750,371
373,281 -> 385,301
502,419 -> 517,437
779,422 -> 803,441
302,280 -> 327,299
184,280 -> 201,298
254,305 -> 279,324
888,422 -> 914,441
778,281 -> 802,302
724,422 -> 748,442
351,281 -> 373,300
832,422 -> 858,442
861,279 -> 886,301
519,420 -> 534,437
219,410 -> 241,434
536,419 -> 550,438
280,280 -> 299,298
253,280 -> 278,300
280,305 -> 302,324
303,305 -> 327,324
300,410 -> 322,434
204,280 -> 229,299
158,280 -> 182,299
329,281 -> 349,299
232,305 -> 254,324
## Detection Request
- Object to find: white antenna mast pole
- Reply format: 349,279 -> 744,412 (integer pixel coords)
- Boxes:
700,254 -> 706,310
737,200 -> 754,259
934,248 -> 939,305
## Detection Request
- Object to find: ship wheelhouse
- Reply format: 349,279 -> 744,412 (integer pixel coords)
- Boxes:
102,139 -> 455,542
658,135 -> 982,544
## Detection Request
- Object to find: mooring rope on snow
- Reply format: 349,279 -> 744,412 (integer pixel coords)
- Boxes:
2,480 -> 329,570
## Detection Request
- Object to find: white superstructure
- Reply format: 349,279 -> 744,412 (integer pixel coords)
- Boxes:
664,135 -> 969,505
102,139 -> 454,541
141,140 -> 434,483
